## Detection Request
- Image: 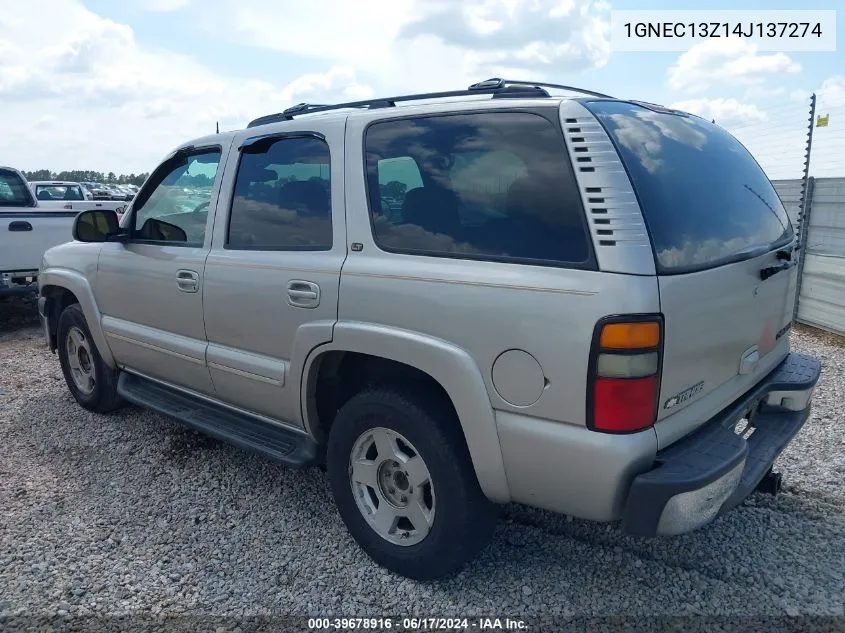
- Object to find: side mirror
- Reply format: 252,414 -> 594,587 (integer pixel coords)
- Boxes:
138,218 -> 188,243
72,209 -> 120,242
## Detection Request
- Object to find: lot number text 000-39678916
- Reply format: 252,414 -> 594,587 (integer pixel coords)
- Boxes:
307,617 -> 529,630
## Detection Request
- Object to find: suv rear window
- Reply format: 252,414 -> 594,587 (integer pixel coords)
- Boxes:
0,170 -> 34,207
364,111 -> 593,267
586,100 -> 793,273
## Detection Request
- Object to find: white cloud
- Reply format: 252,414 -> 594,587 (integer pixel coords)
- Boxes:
817,75 -> 845,108
668,38 -> 801,95
669,98 -> 768,125
1,0 -> 371,173
140,0 -> 192,11
217,0 -> 611,89
3,0 -> 613,174
399,0 -> 612,79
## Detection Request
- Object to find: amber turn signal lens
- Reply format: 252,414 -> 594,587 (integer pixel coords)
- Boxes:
599,322 -> 660,350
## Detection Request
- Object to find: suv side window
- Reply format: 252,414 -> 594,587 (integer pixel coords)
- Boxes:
227,136 -> 332,251
364,111 -> 592,266
131,149 -> 221,246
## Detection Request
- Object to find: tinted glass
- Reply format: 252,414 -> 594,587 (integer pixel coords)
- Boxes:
587,101 -> 793,272
35,185 -> 85,201
228,137 -> 332,251
0,170 -> 34,207
365,111 -> 591,266
132,150 -> 221,246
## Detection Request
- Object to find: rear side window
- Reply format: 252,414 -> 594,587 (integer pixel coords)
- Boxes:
364,111 -> 592,267
0,170 -> 34,207
586,100 -> 793,273
228,136 -> 332,251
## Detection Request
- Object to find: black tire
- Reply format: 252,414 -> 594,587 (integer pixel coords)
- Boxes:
327,385 -> 498,580
57,303 -> 123,413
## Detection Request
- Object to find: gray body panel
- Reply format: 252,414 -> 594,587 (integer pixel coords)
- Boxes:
202,116 -> 348,427
653,250 -> 797,448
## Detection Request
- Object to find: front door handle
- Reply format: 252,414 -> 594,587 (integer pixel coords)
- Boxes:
9,221 -> 33,232
176,269 -> 200,293
287,280 -> 320,308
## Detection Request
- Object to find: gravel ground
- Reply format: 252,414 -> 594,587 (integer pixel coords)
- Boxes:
1,294 -> 844,631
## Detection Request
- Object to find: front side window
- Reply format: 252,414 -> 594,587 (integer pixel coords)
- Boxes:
131,149 -> 221,246
364,111 -> 592,266
0,170 -> 34,207
227,136 -> 332,251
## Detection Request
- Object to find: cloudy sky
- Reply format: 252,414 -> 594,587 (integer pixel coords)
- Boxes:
1,0 -> 842,179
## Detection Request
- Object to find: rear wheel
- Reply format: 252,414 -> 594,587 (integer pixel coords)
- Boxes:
327,386 -> 497,580
57,303 -> 123,413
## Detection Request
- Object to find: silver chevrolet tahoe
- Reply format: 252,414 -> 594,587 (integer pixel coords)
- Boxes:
37,79 -> 821,580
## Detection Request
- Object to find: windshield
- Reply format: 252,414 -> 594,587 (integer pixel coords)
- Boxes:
585,100 -> 793,273
0,170 -> 35,207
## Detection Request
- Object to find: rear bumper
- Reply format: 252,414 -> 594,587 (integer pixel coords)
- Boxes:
622,352 -> 821,536
0,271 -> 38,297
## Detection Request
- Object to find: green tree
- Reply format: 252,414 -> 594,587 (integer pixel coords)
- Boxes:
24,169 -> 53,181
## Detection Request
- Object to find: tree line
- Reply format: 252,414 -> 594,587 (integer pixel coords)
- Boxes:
22,169 -> 150,186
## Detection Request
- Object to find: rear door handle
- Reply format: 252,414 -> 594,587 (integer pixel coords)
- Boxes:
8,221 -> 32,232
176,269 -> 200,293
287,280 -> 320,308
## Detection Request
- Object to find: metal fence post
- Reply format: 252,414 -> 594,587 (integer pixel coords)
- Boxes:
793,93 -> 817,320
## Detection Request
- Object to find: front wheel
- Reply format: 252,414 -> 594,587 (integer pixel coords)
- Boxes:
327,386 -> 497,580
57,303 -> 123,413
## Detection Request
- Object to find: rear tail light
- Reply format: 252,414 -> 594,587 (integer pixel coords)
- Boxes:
588,316 -> 663,433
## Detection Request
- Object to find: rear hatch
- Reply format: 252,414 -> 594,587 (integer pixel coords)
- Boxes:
586,101 -> 796,447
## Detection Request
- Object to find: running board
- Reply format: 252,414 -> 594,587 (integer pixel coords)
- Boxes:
117,372 -> 317,468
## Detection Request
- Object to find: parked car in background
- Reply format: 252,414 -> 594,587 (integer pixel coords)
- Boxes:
115,185 -> 136,201
28,181 -> 127,218
81,182 -> 112,200
1,168 -> 76,296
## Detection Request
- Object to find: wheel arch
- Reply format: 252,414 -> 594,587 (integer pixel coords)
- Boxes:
39,269 -> 115,367
301,322 -> 511,503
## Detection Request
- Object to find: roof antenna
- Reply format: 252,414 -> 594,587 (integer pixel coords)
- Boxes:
216,121 -> 219,134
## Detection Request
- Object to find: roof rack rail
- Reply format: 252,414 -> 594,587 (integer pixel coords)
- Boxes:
468,78 -> 614,99
246,78 -> 614,128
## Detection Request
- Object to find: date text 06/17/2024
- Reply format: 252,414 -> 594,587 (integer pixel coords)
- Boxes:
307,617 -> 529,630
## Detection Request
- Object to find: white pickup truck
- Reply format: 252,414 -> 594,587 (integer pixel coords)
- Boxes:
28,181 -> 127,216
1,167 -> 77,297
